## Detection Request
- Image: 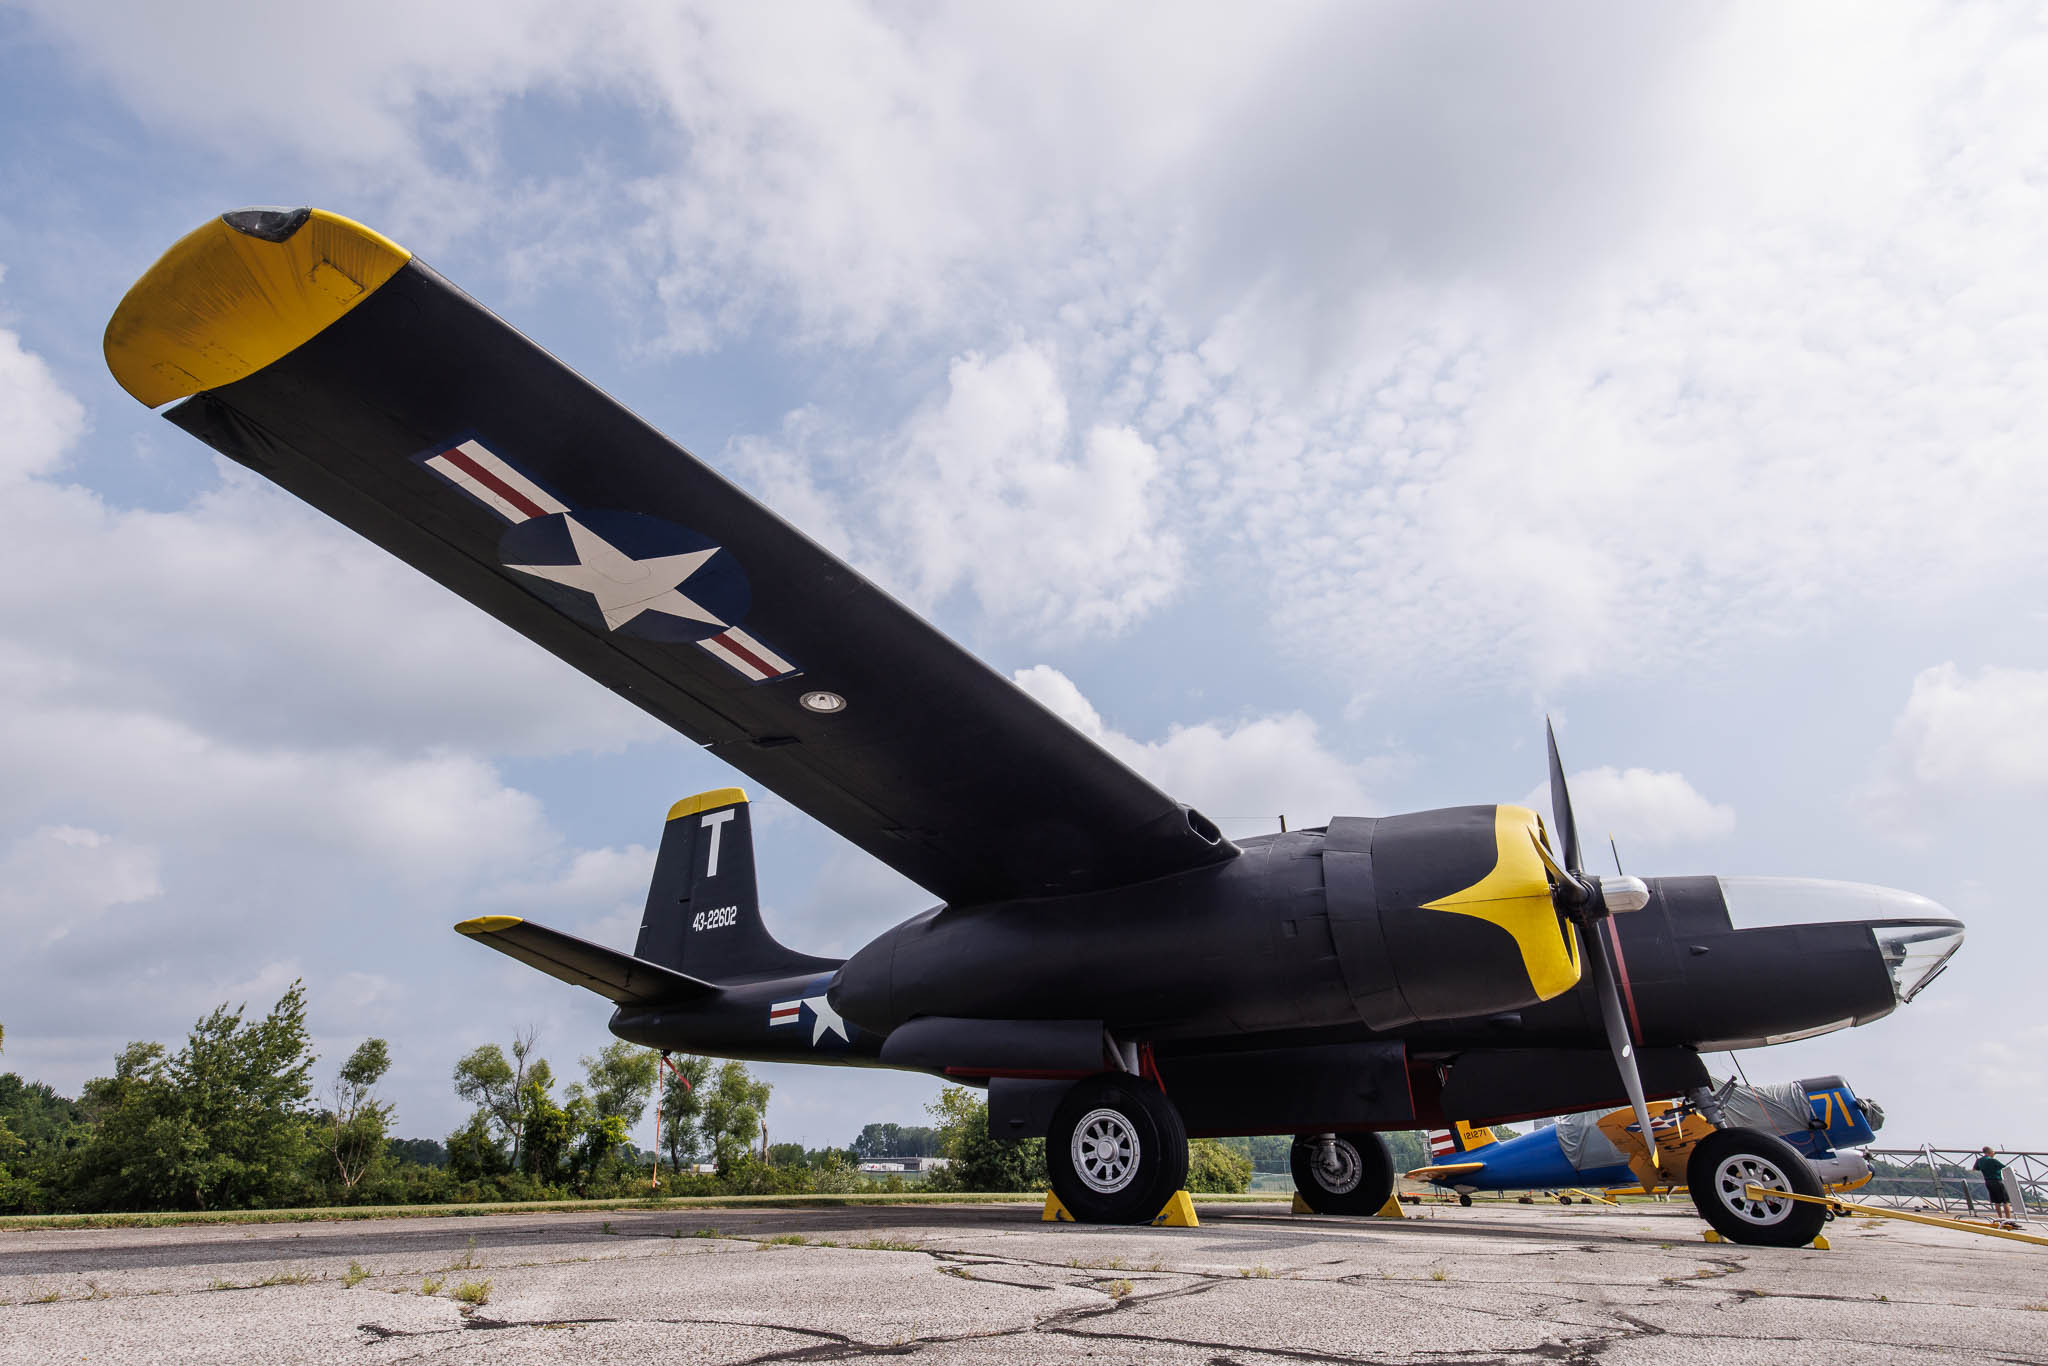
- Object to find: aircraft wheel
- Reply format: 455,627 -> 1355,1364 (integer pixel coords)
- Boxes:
1686,1127 -> 1828,1248
1288,1131 -> 1394,1215
1046,1073 -> 1188,1224
1458,1193 -> 1473,1208
1557,1194 -> 1571,1205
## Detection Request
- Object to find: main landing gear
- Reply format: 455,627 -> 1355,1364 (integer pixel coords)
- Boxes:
1686,1126 -> 1829,1248
1288,1131 -> 1396,1216
1045,1072 -> 1189,1224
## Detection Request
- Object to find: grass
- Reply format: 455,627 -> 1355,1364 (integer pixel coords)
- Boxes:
847,1236 -> 923,1252
1427,1266 -> 1450,1282
761,1233 -> 810,1245
600,1220 -> 616,1235
1239,1265 -> 1274,1279
1105,1278 -> 1135,1299
32,1286 -> 62,1303
447,1235 -> 481,1270
342,1262 -> 370,1289
420,1275 -> 445,1296
0,1190 -> 1157,1233
257,1270 -> 312,1286
452,1279 -> 493,1306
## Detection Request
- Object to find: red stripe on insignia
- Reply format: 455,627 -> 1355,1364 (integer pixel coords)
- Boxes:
442,446 -> 548,520
713,630 -> 777,677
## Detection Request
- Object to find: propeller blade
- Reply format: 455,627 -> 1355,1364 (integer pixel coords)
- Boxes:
1527,827 -> 1590,904
1587,918 -> 1659,1169
1545,717 -> 1582,876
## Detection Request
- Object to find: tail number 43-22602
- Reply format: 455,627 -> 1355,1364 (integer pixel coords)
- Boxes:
691,905 -> 740,932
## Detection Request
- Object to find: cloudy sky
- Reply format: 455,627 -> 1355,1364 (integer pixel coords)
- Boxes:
2,2 -> 2044,1154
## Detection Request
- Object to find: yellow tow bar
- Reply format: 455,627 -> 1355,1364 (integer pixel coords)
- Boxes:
1745,1184 -> 2048,1248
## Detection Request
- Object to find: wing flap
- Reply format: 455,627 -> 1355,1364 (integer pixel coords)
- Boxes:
455,916 -> 715,1005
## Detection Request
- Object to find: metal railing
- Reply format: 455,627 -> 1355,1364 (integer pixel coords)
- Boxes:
1860,1147 -> 2046,1220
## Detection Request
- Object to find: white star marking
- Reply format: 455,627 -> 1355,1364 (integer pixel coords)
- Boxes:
804,995 -> 848,1045
505,516 -> 724,631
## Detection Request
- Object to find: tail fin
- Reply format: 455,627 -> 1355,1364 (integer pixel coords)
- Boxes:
634,788 -> 839,984
1455,1120 -> 1496,1152
1428,1121 -> 1498,1157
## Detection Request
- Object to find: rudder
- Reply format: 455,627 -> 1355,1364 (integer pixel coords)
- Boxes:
635,788 -> 838,983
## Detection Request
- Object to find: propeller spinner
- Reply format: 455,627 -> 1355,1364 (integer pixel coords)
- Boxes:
1535,719 -> 1660,1167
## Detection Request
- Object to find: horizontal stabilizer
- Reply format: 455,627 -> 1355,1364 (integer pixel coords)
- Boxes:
1405,1161 -> 1487,1181
455,916 -> 716,1005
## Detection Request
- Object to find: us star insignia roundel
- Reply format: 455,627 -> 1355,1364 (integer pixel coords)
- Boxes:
417,437 -> 797,683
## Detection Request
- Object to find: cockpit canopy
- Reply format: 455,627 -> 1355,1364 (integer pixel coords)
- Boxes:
1717,876 -> 1964,1003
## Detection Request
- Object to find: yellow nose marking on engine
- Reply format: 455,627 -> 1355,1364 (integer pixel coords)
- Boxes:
1421,805 -> 1582,1000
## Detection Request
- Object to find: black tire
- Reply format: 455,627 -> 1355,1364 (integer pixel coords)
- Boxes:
1457,1193 -> 1473,1208
1289,1131 -> 1395,1215
1046,1073 -> 1188,1224
1686,1127 -> 1828,1248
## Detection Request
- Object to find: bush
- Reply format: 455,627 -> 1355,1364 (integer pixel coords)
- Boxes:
1187,1138 -> 1253,1193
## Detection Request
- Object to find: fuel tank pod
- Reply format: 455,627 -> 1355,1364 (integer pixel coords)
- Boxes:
1324,804 -> 1583,1030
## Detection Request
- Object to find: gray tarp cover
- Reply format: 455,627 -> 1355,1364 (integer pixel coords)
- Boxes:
1553,1080 -> 1814,1171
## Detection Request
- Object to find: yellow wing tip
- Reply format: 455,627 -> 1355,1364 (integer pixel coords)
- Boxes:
105,207 -> 411,408
455,915 -> 525,936
667,787 -> 749,821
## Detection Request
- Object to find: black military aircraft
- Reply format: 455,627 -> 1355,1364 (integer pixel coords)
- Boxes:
105,209 -> 1965,1244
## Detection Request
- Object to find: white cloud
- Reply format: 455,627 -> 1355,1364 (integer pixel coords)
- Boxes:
0,825 -> 161,945
1867,664 -> 2048,829
735,344 -> 1182,639
0,319 -> 84,483
1521,768 -> 1736,855
1013,664 -> 1376,830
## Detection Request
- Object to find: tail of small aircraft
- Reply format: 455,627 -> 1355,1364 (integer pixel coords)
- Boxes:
1426,1120 -> 1497,1158
456,787 -> 835,1002
633,788 -> 837,983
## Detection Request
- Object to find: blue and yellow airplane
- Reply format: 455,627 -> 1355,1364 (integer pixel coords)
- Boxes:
1410,1075 -> 1882,1203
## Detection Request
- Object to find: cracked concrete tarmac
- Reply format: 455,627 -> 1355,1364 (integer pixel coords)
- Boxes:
2,1200 -> 2044,1364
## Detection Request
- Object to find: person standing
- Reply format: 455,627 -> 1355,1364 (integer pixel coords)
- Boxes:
1973,1146 -> 2014,1221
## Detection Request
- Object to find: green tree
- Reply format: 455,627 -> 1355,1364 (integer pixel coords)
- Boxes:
851,1122 -> 939,1159
925,1086 -> 1045,1192
765,1141 -> 806,1168
328,1038 -> 394,1192
657,1054 -> 713,1169
1187,1138 -> 1253,1193
699,1061 -> 772,1173
451,1027 -> 542,1166
580,1042 -> 659,1127
445,1110 -> 508,1181
70,983 -> 318,1211
516,1060 -> 568,1181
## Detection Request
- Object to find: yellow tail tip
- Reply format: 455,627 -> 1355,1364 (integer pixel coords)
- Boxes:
455,916 -> 524,936
666,787 -> 749,821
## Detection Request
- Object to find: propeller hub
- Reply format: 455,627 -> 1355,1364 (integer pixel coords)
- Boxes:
1600,874 -> 1650,915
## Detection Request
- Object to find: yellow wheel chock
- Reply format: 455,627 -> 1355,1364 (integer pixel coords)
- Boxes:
1041,1189 -> 1200,1226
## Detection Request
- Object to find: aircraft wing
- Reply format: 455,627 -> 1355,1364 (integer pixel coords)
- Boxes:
1405,1161 -> 1487,1181
106,209 -> 1239,906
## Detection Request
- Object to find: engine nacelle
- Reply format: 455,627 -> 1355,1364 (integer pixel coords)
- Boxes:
1324,804 -> 1583,1029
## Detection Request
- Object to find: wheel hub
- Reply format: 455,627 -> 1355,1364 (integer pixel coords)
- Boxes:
1072,1107 -> 1141,1194
1713,1152 -> 1795,1226
1314,1137 -> 1363,1194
